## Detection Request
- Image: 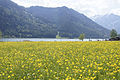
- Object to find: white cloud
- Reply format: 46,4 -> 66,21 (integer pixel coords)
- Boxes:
111,8 -> 120,16
11,0 -> 120,17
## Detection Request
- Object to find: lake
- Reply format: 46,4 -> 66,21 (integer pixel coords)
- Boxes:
0,38 -> 106,42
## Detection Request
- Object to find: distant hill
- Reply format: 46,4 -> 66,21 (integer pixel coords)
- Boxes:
0,0 -> 110,38
91,14 -> 120,33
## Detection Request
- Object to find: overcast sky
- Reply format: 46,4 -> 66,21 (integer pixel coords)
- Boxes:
11,0 -> 120,17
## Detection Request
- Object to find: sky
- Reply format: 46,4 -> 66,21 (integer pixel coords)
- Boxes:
11,0 -> 120,17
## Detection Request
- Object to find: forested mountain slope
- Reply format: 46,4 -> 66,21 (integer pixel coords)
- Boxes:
0,0 -> 110,38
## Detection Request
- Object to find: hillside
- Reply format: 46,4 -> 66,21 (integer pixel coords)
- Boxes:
0,0 -> 110,38
27,6 -> 110,38
92,14 -> 120,33
0,0 -> 57,38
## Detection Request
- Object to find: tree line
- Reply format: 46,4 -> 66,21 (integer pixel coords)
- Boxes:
78,29 -> 120,41
0,29 -> 119,40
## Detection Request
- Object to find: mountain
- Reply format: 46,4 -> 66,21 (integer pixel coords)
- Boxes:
0,0 -> 110,38
92,14 -> 120,33
0,0 -> 57,38
27,6 -> 110,38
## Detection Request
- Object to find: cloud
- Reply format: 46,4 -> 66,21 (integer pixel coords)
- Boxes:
11,0 -> 120,17
111,8 -> 120,15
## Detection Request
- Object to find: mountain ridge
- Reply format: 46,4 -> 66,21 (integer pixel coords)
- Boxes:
0,0 -> 57,38
91,14 -> 120,33
27,6 -> 110,38
0,0 -> 110,38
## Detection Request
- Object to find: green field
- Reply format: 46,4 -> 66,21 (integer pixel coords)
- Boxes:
0,41 -> 120,80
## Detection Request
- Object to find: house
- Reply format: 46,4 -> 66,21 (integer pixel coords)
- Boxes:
109,37 -> 120,41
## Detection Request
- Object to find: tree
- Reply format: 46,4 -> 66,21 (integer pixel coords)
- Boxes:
110,29 -> 117,38
0,30 -> 2,39
79,33 -> 85,41
118,34 -> 120,37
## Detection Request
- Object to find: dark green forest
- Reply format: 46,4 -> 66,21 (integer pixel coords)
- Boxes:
0,0 -> 110,38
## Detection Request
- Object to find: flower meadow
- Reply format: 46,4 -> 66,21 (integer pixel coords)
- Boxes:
0,41 -> 120,80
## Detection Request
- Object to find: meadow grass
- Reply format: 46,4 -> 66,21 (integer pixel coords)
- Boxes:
0,41 -> 120,80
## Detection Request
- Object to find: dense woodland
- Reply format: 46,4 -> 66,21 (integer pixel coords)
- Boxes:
0,0 -> 110,38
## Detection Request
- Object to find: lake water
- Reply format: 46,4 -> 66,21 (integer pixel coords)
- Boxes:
0,38 -> 105,42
